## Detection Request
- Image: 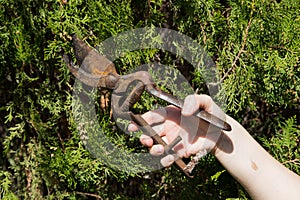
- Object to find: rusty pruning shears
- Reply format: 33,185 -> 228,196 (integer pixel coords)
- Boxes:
64,35 -> 231,178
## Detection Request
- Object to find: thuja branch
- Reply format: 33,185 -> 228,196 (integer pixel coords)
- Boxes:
213,18 -> 252,86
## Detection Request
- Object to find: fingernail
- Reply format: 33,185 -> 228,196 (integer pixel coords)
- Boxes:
127,124 -> 136,131
141,137 -> 152,147
166,155 -> 174,162
156,145 -> 164,154
161,155 -> 175,167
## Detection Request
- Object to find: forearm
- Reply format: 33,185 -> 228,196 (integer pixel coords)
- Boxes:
215,115 -> 300,200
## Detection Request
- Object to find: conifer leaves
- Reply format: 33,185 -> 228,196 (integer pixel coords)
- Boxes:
261,117 -> 300,174
0,0 -> 299,199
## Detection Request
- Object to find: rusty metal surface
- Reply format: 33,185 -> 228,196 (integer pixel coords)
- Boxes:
64,35 -> 231,178
64,35 -> 119,88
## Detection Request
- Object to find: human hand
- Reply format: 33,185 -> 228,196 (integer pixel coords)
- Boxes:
130,95 -> 300,200
128,94 -> 228,167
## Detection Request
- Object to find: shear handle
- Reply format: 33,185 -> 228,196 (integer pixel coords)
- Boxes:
129,113 -> 193,178
145,84 -> 232,131
111,73 -> 193,178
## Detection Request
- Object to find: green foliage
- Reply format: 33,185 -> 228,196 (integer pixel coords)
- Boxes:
260,117 -> 300,174
0,171 -> 18,200
0,0 -> 299,199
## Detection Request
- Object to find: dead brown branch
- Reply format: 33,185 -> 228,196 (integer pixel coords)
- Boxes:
211,18 -> 252,86
76,191 -> 103,200
282,158 -> 300,165
221,18 -> 251,82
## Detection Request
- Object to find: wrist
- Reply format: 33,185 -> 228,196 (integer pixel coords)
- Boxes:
211,115 -> 236,158
211,131 -> 227,156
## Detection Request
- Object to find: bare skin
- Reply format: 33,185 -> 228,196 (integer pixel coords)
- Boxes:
128,94 -> 300,200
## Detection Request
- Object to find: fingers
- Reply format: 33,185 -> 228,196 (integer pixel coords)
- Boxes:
161,155 -> 175,167
139,107 -> 167,125
127,107 -> 167,132
182,94 -> 214,116
129,106 -> 181,148
149,145 -> 175,167
129,105 -> 182,131
181,94 -> 225,120
128,108 -> 167,147
130,94 -> 225,170
149,144 -> 164,155
139,134 -> 153,147
127,123 -> 139,132
139,122 -> 168,147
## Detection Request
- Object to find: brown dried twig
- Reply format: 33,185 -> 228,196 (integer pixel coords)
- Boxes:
282,158 -> 300,165
76,191 -> 103,200
212,18 -> 252,86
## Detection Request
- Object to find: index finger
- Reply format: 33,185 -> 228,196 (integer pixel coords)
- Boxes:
128,107 -> 168,132
140,107 -> 167,125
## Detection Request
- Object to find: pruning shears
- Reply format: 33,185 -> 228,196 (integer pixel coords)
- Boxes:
64,35 -> 231,178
